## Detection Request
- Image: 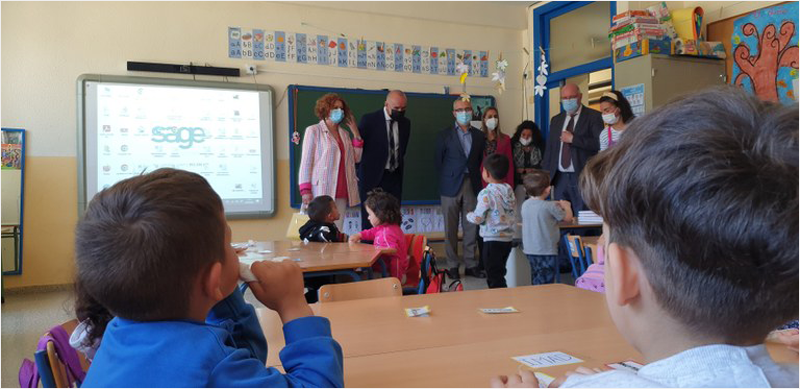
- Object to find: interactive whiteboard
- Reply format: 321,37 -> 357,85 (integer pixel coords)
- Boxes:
77,75 -> 275,218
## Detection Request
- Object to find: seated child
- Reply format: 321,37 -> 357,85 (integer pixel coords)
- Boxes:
299,195 -> 346,243
349,189 -> 408,280
75,168 -> 344,387
69,280 -> 113,361
519,170 -> 572,285
491,87 -> 798,387
466,153 -> 516,288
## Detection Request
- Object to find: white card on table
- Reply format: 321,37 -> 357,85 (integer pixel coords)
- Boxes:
606,360 -> 644,373
405,305 -> 431,317
512,351 -> 583,369
480,307 -> 519,314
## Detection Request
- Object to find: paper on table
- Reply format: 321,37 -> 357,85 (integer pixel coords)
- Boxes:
534,372 -> 555,388
405,305 -> 431,317
480,306 -> 519,314
512,351 -> 583,369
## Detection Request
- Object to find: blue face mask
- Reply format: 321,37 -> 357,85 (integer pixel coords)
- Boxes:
562,98 -> 579,114
456,111 -> 472,125
329,108 -> 345,124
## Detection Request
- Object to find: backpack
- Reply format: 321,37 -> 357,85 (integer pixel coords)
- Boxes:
19,325 -> 86,388
418,247 -> 463,294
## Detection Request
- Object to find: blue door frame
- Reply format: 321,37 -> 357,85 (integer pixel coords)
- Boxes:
533,1 -> 616,140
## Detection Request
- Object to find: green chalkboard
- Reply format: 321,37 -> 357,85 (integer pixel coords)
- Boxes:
289,85 -> 495,207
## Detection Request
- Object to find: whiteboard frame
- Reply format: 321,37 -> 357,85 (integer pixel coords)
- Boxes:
77,74 -> 276,219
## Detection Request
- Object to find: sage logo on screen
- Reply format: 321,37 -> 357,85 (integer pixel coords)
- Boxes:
151,126 -> 207,149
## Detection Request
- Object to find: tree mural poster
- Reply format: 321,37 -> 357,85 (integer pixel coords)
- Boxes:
731,2 -> 798,105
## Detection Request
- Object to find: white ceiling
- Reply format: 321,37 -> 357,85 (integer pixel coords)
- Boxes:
285,1 -> 536,30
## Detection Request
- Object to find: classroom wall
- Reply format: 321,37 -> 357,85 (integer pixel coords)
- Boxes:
524,1 -> 783,119
0,1 -> 525,288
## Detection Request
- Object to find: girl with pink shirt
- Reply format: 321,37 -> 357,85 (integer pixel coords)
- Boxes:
349,190 -> 408,280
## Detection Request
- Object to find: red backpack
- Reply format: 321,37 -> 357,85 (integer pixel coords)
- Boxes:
418,247 -> 463,294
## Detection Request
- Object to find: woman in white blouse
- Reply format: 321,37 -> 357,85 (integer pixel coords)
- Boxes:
598,91 -> 635,151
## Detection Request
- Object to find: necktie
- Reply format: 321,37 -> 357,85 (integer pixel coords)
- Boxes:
388,119 -> 397,171
560,115 -> 575,169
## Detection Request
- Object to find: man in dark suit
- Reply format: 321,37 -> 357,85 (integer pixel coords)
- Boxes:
542,83 -> 604,214
434,98 -> 486,280
357,90 -> 411,229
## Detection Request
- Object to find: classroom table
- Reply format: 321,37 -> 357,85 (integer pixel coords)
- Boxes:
256,284 -> 798,387
238,240 -> 394,281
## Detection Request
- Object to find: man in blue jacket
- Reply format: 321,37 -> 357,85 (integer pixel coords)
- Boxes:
357,90 -> 411,229
75,168 -> 343,387
435,98 -> 486,280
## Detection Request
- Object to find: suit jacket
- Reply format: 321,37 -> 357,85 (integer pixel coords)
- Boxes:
542,105 -> 604,179
435,124 -> 486,197
356,108 -> 411,192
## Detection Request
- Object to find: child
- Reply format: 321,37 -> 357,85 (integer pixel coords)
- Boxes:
349,189 -> 408,280
491,87 -> 798,387
520,170 -> 572,285
299,195 -> 347,243
69,280 -> 113,361
75,168 -> 344,387
466,153 -> 516,288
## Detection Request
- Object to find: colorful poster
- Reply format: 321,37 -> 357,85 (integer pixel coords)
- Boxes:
479,51 -> 489,77
446,49 -> 456,75
228,27 -> 242,58
401,207 -> 416,234
240,29 -> 254,59
374,41 -> 385,70
394,44 -> 404,72
264,32 -> 276,60
357,39 -> 367,69
620,83 -> 646,117
731,2 -> 799,105
274,31 -> 286,62
412,45 -> 422,73
385,43 -> 396,71
307,35 -> 318,64
429,47 -> 439,74
463,50 -> 473,75
253,29 -> 265,60
296,33 -> 307,64
421,47 -> 430,74
438,48 -> 448,75
327,38 -> 338,67
285,32 -> 297,63
317,35 -> 329,65
337,38 -> 349,67
1,144 -> 22,170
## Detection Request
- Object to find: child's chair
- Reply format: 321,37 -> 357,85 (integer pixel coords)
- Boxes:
563,234 -> 589,280
318,277 -> 402,303
19,319 -> 89,388
402,234 -> 426,294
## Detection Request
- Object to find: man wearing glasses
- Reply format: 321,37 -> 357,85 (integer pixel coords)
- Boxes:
434,98 -> 487,280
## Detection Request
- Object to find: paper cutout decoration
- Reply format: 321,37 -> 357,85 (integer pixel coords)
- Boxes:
534,47 -> 549,97
731,2 -> 798,105
291,130 -> 301,145
457,59 -> 470,89
492,53 -> 508,94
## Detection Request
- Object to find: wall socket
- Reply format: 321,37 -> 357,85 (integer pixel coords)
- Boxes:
245,64 -> 257,75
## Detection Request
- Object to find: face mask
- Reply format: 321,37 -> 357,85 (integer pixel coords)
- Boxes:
519,137 -> 532,146
329,108 -> 344,124
485,118 -> 498,131
602,112 -> 618,125
456,111 -> 471,125
562,98 -> 579,114
390,109 -> 405,121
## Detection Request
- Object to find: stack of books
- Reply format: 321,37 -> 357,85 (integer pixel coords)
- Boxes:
609,11 -> 668,50
578,210 -> 603,225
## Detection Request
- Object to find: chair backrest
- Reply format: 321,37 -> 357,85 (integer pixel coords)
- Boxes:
403,234 -> 427,288
318,277 -> 402,303
563,235 -> 586,280
47,319 -> 89,388
20,319 -> 88,388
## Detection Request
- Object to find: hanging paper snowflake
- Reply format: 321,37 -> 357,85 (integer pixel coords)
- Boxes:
492,54 -> 508,94
534,47 -> 549,97
456,60 -> 470,90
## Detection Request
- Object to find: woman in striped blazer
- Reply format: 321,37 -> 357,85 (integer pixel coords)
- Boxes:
299,93 -> 363,228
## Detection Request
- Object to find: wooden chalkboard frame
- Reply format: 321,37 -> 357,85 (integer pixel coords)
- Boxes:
288,85 -> 495,208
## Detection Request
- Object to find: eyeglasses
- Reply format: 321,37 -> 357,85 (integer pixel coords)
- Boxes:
454,108 -> 473,113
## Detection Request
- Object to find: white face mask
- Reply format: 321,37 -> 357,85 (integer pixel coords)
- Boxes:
519,137 -> 532,146
485,118 -> 498,131
602,112 -> 618,125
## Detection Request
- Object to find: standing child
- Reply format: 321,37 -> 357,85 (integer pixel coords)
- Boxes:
491,87 -> 798,387
299,195 -> 347,243
466,153 -> 516,288
349,190 -> 408,280
520,170 -> 573,285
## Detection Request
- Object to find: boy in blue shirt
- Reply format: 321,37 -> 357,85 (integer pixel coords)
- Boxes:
75,168 -> 343,387
491,88 -> 798,387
